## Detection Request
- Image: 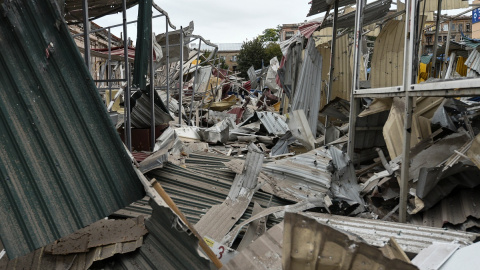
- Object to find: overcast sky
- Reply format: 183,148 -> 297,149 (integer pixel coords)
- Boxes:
93,1 -> 475,44
94,0 -> 313,44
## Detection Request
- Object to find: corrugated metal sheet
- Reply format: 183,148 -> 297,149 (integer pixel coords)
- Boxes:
256,111 -> 289,136
63,0 -> 138,22
113,201 -> 211,270
0,0 -> 144,259
195,145 -> 264,242
421,186 -> 480,230
420,0 -> 468,12
148,156 -> 291,226
222,222 -> 284,270
283,212 -> 418,270
291,38 -> 322,137
262,147 -> 332,197
321,0 -> 392,30
307,0 -> 356,17
318,34 -> 352,106
370,20 -> 405,88
304,212 -> 479,254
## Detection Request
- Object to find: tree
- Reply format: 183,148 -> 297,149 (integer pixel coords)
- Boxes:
258,27 -> 280,43
237,38 -> 267,78
265,42 -> 283,63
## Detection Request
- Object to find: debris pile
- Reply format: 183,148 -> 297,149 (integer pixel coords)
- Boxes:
0,0 -> 479,270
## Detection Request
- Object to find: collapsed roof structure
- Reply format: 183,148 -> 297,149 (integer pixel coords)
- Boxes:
0,0 -> 479,269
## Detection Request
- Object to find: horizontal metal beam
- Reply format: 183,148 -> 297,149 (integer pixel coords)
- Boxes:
354,86 -> 404,96
72,14 -> 164,37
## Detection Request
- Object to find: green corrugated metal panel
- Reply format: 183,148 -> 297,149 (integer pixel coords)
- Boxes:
0,0 -> 144,259
132,0 -> 152,91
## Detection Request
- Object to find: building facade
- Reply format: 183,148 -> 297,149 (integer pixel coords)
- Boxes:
279,23 -> 300,41
423,15 -> 472,54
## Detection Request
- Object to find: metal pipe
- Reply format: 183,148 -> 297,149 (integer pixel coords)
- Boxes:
152,2 -> 176,30
166,17 -> 170,109
400,0 -> 416,223
122,0 -> 132,150
347,0 -> 365,159
72,14 -> 164,37
178,26 -> 184,125
325,0 -> 339,129
188,39 -> 202,125
82,0 -> 91,71
431,0 -> 442,78
150,29 -> 156,151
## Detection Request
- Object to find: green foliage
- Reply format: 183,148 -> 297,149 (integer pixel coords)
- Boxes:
237,38 -> 267,78
264,42 -> 283,63
258,28 -> 280,43
200,50 -> 229,70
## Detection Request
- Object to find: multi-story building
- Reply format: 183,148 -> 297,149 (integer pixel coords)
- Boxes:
423,15 -> 472,54
191,42 -> 242,72
278,23 -> 300,41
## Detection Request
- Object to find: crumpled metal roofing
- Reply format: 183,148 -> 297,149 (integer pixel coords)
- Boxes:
291,37 -> 322,137
113,201 -> 211,270
305,212 -> 479,254
0,0 -> 144,259
321,0 -> 392,30
64,0 -> 138,22
307,0 -> 356,17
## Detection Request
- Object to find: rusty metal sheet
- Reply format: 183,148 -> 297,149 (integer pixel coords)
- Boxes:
45,217 -> 147,255
283,212 -> 418,270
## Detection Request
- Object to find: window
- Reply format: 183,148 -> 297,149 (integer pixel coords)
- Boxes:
438,35 -> 442,42
451,24 -> 455,31
442,24 -> 448,31
466,23 -> 471,32
220,56 -> 226,61
426,36 -> 432,44
443,36 -> 447,42
231,55 -> 238,62
451,35 -> 456,41
459,24 -> 463,32
285,31 -> 295,39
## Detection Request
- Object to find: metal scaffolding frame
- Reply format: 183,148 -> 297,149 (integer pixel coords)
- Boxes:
78,0 -> 176,151
347,0 -> 480,222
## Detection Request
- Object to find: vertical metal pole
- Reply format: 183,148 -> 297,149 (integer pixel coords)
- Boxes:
347,0 -> 365,160
431,0 -> 442,78
150,30 -> 156,151
400,0 -> 415,223
166,17 -> 170,111
122,0 -> 132,150
178,26 -> 184,125
325,0 -> 339,128
82,0 -> 91,71
188,40 -> 202,125
108,28 -> 112,107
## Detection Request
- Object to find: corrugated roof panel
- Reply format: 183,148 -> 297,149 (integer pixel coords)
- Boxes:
0,0 -> 144,259
307,0 -> 356,17
321,0 -> 392,30
305,212 -> 478,254
113,201 -> 211,270
291,38 -> 322,136
370,20 -> 405,88
64,0 -> 138,22
256,111 -> 289,137
420,0 -> 468,12
222,222 -> 284,270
